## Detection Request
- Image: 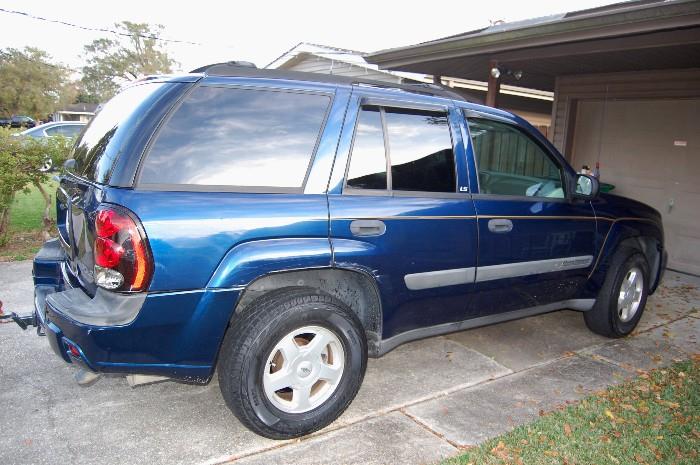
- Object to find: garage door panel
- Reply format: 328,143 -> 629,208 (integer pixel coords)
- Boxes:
572,98 -> 700,275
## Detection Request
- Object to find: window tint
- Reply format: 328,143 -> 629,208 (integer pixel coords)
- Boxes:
467,118 -> 564,199
346,106 -> 387,190
73,82 -> 170,183
385,108 -> 455,193
140,87 -> 330,188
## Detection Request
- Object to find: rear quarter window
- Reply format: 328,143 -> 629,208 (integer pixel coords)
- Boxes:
138,86 -> 331,190
72,82 -> 172,183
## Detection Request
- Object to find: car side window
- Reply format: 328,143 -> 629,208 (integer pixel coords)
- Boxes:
140,86 -> 331,189
54,125 -> 82,137
467,118 -> 564,199
345,104 -> 456,194
385,108 -> 455,193
346,106 -> 387,190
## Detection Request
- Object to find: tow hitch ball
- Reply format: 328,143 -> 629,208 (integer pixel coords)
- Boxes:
0,300 -> 36,330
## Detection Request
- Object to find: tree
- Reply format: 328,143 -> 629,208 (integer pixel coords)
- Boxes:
0,47 -> 74,119
81,22 -> 176,102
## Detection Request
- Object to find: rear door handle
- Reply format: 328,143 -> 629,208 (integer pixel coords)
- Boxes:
350,220 -> 386,237
488,218 -> 513,233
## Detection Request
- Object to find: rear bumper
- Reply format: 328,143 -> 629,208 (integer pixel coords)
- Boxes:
33,239 -> 242,382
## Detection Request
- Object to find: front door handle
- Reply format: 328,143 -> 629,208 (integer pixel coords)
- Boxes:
488,218 -> 513,233
350,219 -> 386,237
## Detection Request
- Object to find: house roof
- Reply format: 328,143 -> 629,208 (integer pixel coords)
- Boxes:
265,42 -> 428,82
266,42 -> 554,102
366,0 -> 700,91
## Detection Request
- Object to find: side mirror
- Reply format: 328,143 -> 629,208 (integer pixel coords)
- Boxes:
573,174 -> 599,200
63,158 -> 76,172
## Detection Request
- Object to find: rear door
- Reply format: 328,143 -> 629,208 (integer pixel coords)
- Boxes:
463,112 -> 597,315
328,91 -> 478,340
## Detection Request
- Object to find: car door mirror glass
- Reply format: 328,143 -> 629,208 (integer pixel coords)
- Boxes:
574,174 -> 599,199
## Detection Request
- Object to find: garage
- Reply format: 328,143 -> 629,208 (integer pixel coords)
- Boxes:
571,98 -> 700,274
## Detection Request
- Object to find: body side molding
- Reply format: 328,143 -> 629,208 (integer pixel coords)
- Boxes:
404,267 -> 476,290
476,255 -> 593,282
402,255 -> 593,290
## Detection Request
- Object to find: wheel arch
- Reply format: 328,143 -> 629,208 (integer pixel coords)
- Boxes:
233,267 -> 384,356
590,219 -> 664,294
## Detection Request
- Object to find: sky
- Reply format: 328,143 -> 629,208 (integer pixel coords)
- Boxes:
0,0 -> 621,73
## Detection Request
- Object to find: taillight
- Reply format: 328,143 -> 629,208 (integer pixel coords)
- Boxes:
93,205 -> 152,292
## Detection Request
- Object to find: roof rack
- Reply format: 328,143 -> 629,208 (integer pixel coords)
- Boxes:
190,61 -> 257,74
189,63 -> 468,102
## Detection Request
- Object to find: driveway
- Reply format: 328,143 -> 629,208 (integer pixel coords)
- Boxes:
1,261 -> 698,465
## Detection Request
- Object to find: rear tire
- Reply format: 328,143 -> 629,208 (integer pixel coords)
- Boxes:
584,248 -> 649,337
218,287 -> 367,439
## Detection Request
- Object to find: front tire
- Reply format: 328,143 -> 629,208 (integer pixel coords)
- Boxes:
218,288 -> 367,439
584,248 -> 649,337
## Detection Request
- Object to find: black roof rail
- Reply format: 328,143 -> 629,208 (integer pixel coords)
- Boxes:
187,64 -> 468,102
190,61 -> 257,74
353,81 -> 470,102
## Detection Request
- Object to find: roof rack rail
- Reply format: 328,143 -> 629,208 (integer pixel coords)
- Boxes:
355,81 -> 470,102
190,61 -> 257,74
401,82 -> 468,101
183,65 -> 469,102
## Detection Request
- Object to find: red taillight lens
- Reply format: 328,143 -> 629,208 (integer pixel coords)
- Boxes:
95,237 -> 124,267
93,206 -> 152,292
95,210 -> 120,238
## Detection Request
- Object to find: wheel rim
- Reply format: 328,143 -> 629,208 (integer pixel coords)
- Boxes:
617,266 -> 644,322
262,325 -> 345,414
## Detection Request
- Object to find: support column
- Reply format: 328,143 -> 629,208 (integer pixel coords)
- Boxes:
485,60 -> 500,108
433,75 -> 442,85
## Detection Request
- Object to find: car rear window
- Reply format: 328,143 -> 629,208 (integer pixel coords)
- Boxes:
72,82 -> 171,183
138,86 -> 331,190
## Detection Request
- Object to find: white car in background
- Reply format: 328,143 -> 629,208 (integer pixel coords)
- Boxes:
15,122 -> 86,171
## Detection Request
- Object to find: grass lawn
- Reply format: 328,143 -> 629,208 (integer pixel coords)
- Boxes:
446,357 -> 699,465
0,181 -> 58,261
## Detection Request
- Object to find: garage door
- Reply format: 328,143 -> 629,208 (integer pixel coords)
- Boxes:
571,98 -> 700,275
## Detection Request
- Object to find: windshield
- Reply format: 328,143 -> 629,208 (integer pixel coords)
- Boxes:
71,82 -> 169,183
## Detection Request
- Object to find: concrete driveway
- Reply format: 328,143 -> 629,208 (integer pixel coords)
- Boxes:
1,261 -> 698,465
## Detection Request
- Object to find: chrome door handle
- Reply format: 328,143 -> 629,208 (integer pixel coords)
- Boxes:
488,218 -> 513,233
350,220 -> 386,237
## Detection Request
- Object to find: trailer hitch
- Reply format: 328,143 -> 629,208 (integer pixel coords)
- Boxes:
0,300 -> 36,330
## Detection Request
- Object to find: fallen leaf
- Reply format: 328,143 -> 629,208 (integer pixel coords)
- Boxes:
544,450 -> 559,457
604,409 -> 615,420
563,423 -> 572,437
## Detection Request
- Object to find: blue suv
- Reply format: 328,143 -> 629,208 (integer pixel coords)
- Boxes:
24,63 -> 665,439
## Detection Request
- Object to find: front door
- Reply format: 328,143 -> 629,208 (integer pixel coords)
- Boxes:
464,114 -> 597,316
328,91 -> 478,340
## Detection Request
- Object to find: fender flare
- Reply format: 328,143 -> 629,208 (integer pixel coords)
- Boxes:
207,238 -> 332,289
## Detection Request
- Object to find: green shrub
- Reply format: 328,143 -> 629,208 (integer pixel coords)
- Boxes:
0,127 -> 73,245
